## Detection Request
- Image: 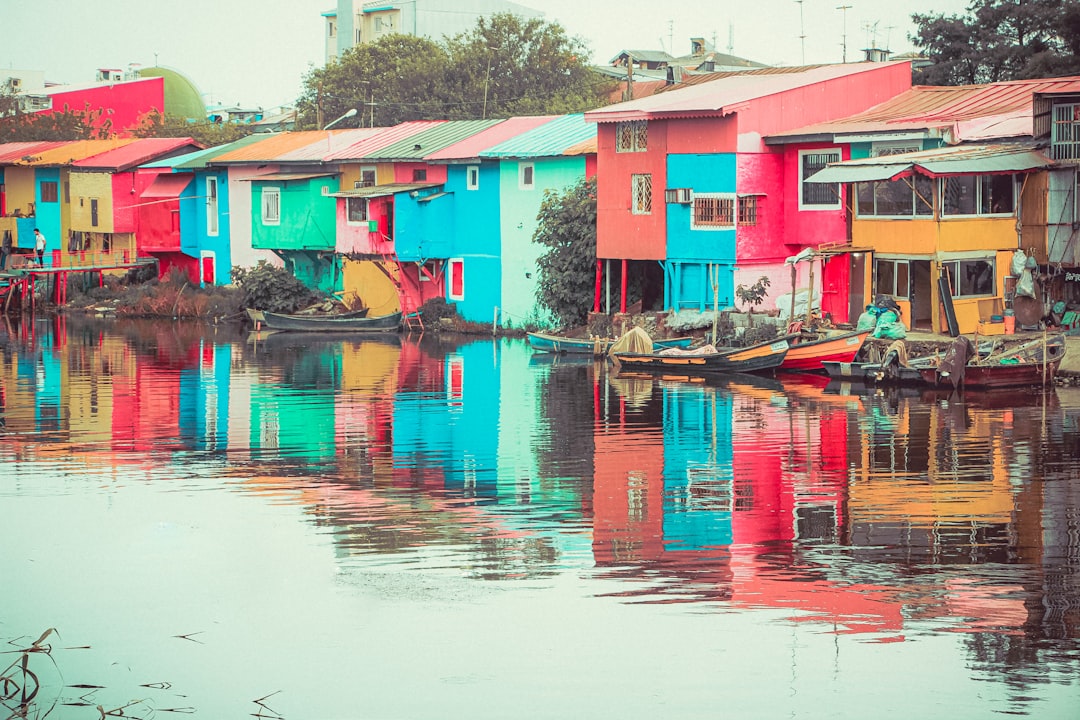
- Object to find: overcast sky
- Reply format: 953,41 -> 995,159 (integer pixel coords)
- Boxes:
1,0 -> 973,110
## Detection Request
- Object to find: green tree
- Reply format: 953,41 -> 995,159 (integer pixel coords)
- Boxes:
442,13 -> 613,119
0,91 -> 113,141
912,0 -> 1080,85
534,176 -> 597,329
297,34 -> 451,128
131,109 -> 256,145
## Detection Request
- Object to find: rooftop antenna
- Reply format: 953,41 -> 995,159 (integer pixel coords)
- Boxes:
727,22 -> 734,55
795,1 -> 806,65
669,20 -> 674,55
837,5 -> 851,63
884,24 -> 895,52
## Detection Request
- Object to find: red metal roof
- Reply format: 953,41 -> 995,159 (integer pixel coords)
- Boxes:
141,173 -> 193,198
586,63 -> 897,122
768,76 -> 1080,143
72,138 -> 203,170
325,121 -> 445,161
425,116 -> 556,161
0,141 -> 66,165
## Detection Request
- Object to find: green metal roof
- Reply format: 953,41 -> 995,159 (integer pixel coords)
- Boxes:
480,114 -> 596,159
141,134 -> 267,170
809,143 -> 1053,183
363,120 -> 503,161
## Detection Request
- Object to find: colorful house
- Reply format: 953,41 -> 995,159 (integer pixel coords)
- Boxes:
0,141 -> 66,262
770,77 -> 1080,331
478,114 -> 598,328
23,74 -> 165,137
583,63 -> 913,315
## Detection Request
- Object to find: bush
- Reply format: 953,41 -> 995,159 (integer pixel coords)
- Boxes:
231,262 -> 318,313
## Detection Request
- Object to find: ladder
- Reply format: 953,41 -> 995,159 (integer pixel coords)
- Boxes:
377,249 -> 424,334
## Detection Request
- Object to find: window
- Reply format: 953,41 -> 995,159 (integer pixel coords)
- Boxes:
90,198 -> 99,227
261,187 -> 280,225
206,177 -> 218,236
519,162 -> 535,190
449,258 -> 464,300
1051,103 -> 1080,161
942,174 -> 1014,216
799,149 -> 841,209
412,168 -> 427,182
631,174 -> 652,214
40,181 -> 58,203
328,19 -> 336,37
466,165 -> 479,191
941,258 -> 995,298
874,258 -> 909,298
616,120 -> 648,153
691,193 -> 735,228
63,181 -> 69,203
856,175 -> 934,217
356,166 -> 376,188
346,197 -> 368,224
738,195 -> 758,226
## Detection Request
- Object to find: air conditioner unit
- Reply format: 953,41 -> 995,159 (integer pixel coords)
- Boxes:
664,188 -> 693,204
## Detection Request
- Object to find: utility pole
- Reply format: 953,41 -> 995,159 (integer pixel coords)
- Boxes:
837,5 -> 852,63
795,0 -> 806,65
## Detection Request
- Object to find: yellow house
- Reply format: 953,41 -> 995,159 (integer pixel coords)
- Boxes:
811,144 -> 1053,334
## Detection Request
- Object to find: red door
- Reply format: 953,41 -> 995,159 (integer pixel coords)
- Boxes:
202,255 -> 214,285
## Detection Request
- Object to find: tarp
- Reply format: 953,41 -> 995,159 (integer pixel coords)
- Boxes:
608,326 -> 654,355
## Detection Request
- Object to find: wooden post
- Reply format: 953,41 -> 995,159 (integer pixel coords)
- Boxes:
594,260 -> 602,313
789,263 -> 797,328
620,259 -> 628,314
1042,327 -> 1048,386
805,256 -> 815,328
493,306 -> 499,336
711,264 -> 719,344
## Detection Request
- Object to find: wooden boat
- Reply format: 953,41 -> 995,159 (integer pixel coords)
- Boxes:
260,309 -> 401,332
780,330 -> 871,372
611,337 -> 789,376
527,331 -> 694,355
247,306 -> 367,325
918,338 -> 1065,389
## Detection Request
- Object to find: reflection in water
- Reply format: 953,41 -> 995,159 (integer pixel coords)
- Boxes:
1,317 -> 1078,719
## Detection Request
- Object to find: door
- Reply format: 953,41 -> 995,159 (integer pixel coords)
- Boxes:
201,252 -> 215,286
848,252 -> 866,324
910,260 -> 932,330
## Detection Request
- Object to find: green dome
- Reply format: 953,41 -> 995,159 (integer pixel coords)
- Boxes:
138,67 -> 206,121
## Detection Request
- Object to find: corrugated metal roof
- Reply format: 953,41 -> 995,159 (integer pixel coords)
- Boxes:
141,174 -> 194,197
426,116 -> 556,161
563,136 -> 597,156
329,182 -> 441,198
13,139 -> 136,166
809,143 -> 1053,183
769,76 -> 1080,143
480,114 -> 597,158
363,120 -> 504,160
240,172 -> 337,182
73,138 -> 202,170
0,141 -> 66,165
276,128 -> 390,162
141,135 -> 267,169
210,131 -> 340,163
585,63 -> 900,123
326,121 -> 445,161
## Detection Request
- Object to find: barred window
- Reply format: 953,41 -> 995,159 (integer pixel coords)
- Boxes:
616,120 -> 648,153
261,188 -> 280,225
800,149 -> 841,209
691,193 -> 734,228
738,196 -> 758,226
631,174 -> 652,214
347,197 -> 368,223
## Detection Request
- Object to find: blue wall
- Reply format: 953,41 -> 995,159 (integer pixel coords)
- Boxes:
394,189 -> 454,262
34,168 -> 63,253
445,162 -> 501,323
181,170 -> 233,286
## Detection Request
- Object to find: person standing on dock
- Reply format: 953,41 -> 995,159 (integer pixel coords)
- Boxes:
1,230 -> 11,270
34,228 -> 46,267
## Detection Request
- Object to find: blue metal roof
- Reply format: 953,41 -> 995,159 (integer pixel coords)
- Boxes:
364,120 -> 504,160
479,114 -> 596,159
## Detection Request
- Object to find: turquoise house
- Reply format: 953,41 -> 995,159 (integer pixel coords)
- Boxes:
480,114 -> 597,329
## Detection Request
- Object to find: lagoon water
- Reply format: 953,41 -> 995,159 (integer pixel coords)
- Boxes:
1,316 -> 1078,719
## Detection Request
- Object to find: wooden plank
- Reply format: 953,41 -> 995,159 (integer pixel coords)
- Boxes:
938,275 -> 959,337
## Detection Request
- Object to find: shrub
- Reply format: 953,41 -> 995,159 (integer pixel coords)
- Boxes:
231,262 -> 318,313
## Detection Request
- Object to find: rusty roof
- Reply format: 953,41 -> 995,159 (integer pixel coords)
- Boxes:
13,139 -> 137,166
73,138 -> 203,170
767,76 -> 1080,144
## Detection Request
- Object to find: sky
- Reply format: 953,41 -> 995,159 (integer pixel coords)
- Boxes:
0,0 -> 973,111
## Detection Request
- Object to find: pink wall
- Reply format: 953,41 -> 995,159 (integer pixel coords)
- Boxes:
584,154 -> 597,179
138,194 -> 181,253
112,169 -> 164,233
336,196 -> 394,254
779,142 -> 850,253
43,77 -> 164,137
391,162 -> 447,184
596,121 -> 668,260
736,151 -> 786,263
666,116 -> 737,154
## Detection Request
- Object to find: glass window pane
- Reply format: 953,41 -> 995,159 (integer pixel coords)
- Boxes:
875,260 -> 895,296
857,182 -> 875,216
980,174 -> 1014,214
896,262 -> 909,297
875,179 -> 913,216
914,175 -> 934,215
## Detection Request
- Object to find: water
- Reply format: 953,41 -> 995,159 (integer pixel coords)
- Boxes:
1,316 -> 1078,719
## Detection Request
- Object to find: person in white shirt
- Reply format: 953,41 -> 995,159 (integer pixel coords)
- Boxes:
34,228 -> 46,266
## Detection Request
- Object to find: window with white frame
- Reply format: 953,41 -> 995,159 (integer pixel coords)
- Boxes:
941,258 -> 995,297
631,173 -> 652,214
691,193 -> 735,229
799,149 -> 841,210
261,187 -> 280,225
856,175 -> 934,218
942,174 -> 1015,216
346,197 -> 368,224
467,165 -> 479,190
519,162 -> 535,190
871,141 -> 922,157
206,176 -> 219,235
357,166 -> 376,188
874,258 -> 909,298
616,120 -> 648,153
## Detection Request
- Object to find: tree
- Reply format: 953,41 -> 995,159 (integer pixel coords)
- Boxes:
131,109 -> 256,145
297,34 -> 451,129
295,14 -> 613,128
534,176 -> 597,329
912,0 -> 1080,85
0,91 -> 113,142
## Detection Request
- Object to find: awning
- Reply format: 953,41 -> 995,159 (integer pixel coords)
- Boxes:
808,145 -> 1054,184
141,174 -> 193,198
329,182 -> 441,199
241,172 -> 336,182
416,191 -> 448,203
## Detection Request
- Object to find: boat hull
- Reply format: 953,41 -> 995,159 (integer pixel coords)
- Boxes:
918,359 -> 1061,389
261,310 -> 401,332
780,330 -> 870,372
612,339 -> 789,375
527,332 -> 694,355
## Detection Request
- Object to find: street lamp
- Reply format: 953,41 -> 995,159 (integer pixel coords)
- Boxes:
324,107 -> 358,130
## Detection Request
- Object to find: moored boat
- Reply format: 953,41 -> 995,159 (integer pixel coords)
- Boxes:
527,331 -> 694,355
610,337 -> 790,376
780,329 -> 871,372
260,309 -> 402,332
